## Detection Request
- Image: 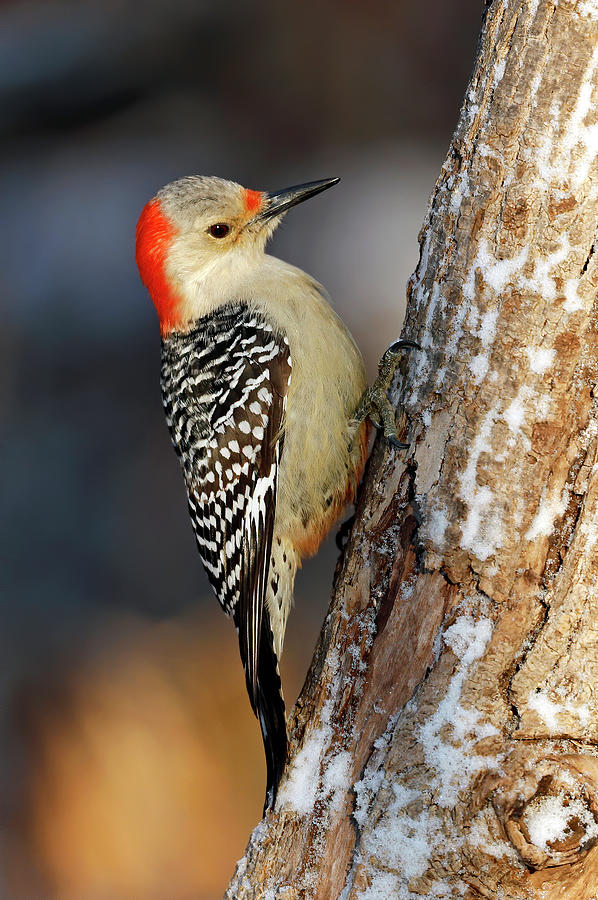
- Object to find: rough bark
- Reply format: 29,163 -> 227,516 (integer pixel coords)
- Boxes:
226,2 -> 598,897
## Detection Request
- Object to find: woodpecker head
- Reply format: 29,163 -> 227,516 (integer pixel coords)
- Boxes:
136,175 -> 339,335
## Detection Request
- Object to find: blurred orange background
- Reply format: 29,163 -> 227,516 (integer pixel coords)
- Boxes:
1,1 -> 481,896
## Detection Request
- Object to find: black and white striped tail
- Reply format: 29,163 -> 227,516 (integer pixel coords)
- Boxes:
253,612 -> 287,812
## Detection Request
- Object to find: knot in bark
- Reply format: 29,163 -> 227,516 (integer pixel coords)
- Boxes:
491,755 -> 598,870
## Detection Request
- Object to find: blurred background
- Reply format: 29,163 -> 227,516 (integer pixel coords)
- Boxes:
1,1 -> 481,896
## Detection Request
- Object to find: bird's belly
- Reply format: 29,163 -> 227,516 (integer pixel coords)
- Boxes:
275,332 -> 368,558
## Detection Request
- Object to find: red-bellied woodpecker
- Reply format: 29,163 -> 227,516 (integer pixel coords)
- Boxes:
136,176 -> 414,810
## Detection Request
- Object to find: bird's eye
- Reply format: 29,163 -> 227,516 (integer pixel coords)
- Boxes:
209,223 -> 230,238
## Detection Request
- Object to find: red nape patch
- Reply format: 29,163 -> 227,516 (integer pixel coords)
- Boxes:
135,200 -> 182,334
243,188 -> 263,213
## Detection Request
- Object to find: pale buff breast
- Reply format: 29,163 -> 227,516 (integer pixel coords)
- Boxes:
242,257 -> 368,556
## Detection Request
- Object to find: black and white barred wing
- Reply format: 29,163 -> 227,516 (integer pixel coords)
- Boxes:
164,313 -> 291,711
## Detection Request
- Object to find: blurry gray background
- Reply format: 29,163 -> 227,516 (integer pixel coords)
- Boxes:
1,1 -> 481,897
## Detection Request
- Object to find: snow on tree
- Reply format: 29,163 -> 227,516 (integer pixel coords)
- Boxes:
226,2 -> 598,897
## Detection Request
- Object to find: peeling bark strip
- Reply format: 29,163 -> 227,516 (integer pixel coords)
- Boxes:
226,2 -> 598,898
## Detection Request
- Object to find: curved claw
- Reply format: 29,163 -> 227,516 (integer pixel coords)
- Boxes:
387,338 -> 421,354
368,403 -> 409,450
388,436 -> 410,450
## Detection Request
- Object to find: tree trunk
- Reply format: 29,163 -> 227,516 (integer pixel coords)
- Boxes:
226,2 -> 598,897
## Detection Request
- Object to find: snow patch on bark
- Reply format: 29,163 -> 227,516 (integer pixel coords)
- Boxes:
276,718 -> 328,815
419,616 -> 499,808
529,42 -> 598,189
277,700 -> 352,817
357,871 -> 401,900
463,240 -> 528,300
521,235 -> 570,300
564,42 -> 598,189
449,170 -> 469,214
564,277 -> 584,313
527,689 -> 590,733
459,406 -> 504,561
492,57 -> 507,89
360,783 -> 440,882
503,388 -> 528,433
468,353 -> 489,383
523,791 -> 598,851
525,487 -> 568,540
577,0 -> 598,19
527,346 -> 556,374
322,750 -> 352,813
278,611 -> 376,818
348,616 -> 499,898
426,504 -> 450,549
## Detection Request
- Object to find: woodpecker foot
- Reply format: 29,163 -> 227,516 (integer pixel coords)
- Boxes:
352,340 -> 419,449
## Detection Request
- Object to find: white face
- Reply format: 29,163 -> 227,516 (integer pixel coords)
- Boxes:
159,175 -> 281,278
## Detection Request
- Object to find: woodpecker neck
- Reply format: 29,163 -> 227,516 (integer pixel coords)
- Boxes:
163,242 -> 269,329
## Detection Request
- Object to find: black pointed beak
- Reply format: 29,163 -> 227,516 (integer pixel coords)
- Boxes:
254,177 -> 340,223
